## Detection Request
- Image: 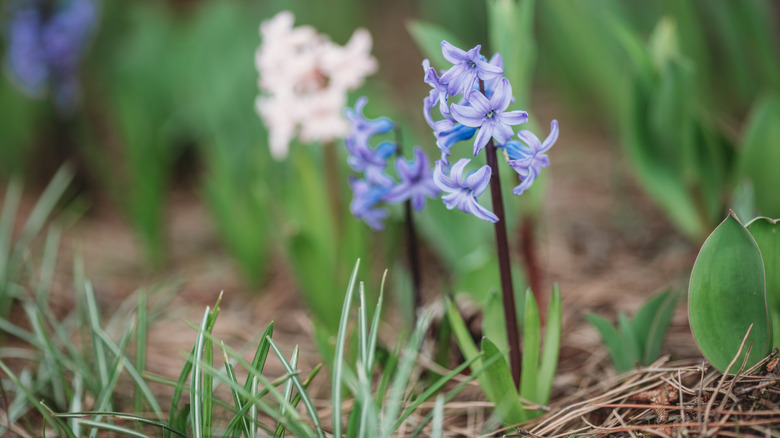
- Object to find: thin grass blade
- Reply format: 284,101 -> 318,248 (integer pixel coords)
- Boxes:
332,260 -> 361,438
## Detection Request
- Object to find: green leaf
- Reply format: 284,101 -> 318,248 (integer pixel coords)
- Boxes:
482,290 -> 508,357
636,290 -> 678,365
747,217 -> 780,348
520,290 -> 540,405
537,285 -> 561,404
481,338 -> 527,425
584,314 -> 635,372
689,212 -> 771,372
739,96 -> 780,218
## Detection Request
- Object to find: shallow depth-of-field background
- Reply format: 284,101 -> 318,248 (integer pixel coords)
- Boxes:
2,0 -> 780,436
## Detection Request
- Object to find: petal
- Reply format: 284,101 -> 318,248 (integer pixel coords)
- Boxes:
464,164 -> 492,196
515,129 -> 542,152
441,40 -> 470,64
464,90 -> 491,114
490,78 -> 513,111
433,160 -> 457,192
450,103 -> 486,128
474,58 -> 504,80
449,158 -> 471,186
472,124 -> 492,155
500,110 -> 528,126
466,199 -> 499,223
541,119 -> 559,152
493,121 -> 515,145
512,168 -> 539,196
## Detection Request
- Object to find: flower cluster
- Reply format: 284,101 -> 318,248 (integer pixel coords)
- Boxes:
345,97 -> 439,230
255,11 -> 377,160
423,41 -> 558,222
3,0 -> 98,112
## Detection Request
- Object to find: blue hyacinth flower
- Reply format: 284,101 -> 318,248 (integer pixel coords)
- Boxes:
433,158 -> 498,223
505,120 -> 559,195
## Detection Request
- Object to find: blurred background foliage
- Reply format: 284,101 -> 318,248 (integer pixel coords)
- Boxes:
1,0 -> 779,309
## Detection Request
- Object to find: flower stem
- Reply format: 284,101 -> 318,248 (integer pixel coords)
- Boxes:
484,137 -> 522,390
395,128 -> 422,321
479,79 -> 522,389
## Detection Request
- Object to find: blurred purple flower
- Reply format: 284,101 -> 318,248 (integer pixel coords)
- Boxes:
349,177 -> 390,230
383,147 -> 440,211
505,120 -> 559,195
4,0 -> 97,111
439,41 -> 502,97
422,59 -> 450,127
345,96 -> 395,148
346,139 -> 396,187
433,158 -> 498,223
450,78 -> 528,155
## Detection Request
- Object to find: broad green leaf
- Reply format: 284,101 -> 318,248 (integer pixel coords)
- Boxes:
445,298 -> 489,398
481,338 -> 527,425
689,212 -> 771,373
739,96 -> 780,218
747,217 -> 780,348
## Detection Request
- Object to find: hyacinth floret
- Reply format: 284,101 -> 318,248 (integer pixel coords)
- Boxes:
433,159 -> 498,223
450,77 -> 528,155
383,147 -> 440,211
349,178 -> 390,230
505,120 -> 559,196
439,41 -> 503,97
4,0 -> 98,111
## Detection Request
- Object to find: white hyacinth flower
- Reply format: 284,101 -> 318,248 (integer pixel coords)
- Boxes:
255,11 -> 377,160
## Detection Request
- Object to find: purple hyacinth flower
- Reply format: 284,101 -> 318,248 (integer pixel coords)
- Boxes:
349,177 -> 390,230
439,41 -> 503,97
4,0 -> 97,110
5,6 -> 47,95
481,53 -> 504,99
346,139 -> 397,187
433,158 -> 498,223
505,120 -> 558,196
383,147 -> 440,211
345,97 -> 395,147
422,59 -> 451,127
450,78 -> 528,155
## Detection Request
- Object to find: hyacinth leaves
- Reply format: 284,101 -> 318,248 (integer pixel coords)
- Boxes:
746,217 -> 780,350
619,18 -> 734,242
585,290 -> 678,372
739,96 -> 780,219
446,286 -> 561,426
688,212 -> 775,373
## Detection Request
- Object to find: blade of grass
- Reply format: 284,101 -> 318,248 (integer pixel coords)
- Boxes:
191,307 -> 210,438
382,312 -> 431,437
392,353 -> 481,430
84,281 -> 110,391
13,164 -> 73,253
35,226 -> 61,309
430,396 -> 444,438
55,412 -> 187,437
332,259 -> 361,438
409,352 -> 501,438
195,356 -> 315,438
358,282 -> 368,371
274,345 -> 299,438
365,271 -> 386,375
267,338 -> 325,438
221,345 -> 251,438
24,303 -> 70,407
0,177 -> 22,285
0,362 -> 76,438
134,290 -> 148,416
